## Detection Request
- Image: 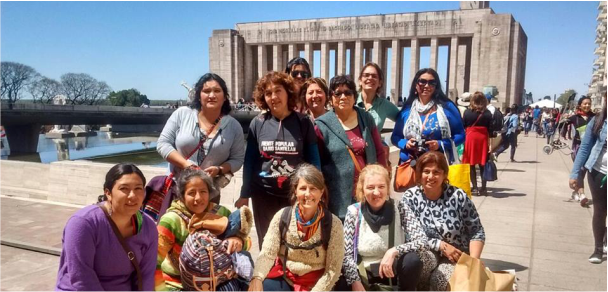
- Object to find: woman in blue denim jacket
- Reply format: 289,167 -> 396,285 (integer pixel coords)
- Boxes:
569,95 -> 607,264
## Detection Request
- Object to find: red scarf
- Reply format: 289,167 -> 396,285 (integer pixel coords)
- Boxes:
266,258 -> 325,291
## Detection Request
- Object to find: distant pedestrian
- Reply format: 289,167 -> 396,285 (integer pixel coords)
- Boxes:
462,92 -> 492,196
569,94 -> 607,264
523,106 -> 533,136
532,105 -> 541,133
56,163 -> 157,291
494,104 -> 520,162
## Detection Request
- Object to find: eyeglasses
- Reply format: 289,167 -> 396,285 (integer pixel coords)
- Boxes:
362,73 -> 379,79
332,90 -> 354,98
417,78 -> 437,87
290,70 -> 310,79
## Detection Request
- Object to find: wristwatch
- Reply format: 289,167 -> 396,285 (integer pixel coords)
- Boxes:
217,165 -> 223,175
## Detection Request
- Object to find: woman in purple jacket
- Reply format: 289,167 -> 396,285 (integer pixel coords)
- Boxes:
56,163 -> 158,291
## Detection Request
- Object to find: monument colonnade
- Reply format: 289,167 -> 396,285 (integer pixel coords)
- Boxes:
210,3 -> 527,109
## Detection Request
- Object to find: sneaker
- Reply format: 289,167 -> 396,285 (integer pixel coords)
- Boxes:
571,191 -> 580,201
580,195 -> 589,207
589,249 -> 603,264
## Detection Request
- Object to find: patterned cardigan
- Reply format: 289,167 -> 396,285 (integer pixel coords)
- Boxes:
402,185 -> 485,253
342,200 -> 428,285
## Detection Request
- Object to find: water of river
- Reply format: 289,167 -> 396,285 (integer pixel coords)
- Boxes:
6,131 -> 168,167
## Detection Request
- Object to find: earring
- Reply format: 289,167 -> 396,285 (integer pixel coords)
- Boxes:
108,201 -> 113,216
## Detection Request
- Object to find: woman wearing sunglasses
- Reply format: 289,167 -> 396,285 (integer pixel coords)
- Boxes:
285,57 -> 312,112
391,68 -> 465,165
315,74 -> 387,221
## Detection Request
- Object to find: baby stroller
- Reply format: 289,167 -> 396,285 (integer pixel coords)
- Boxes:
543,94 -> 576,156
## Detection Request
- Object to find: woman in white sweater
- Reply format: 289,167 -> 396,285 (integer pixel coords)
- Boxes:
338,164 -> 428,291
249,163 -> 344,291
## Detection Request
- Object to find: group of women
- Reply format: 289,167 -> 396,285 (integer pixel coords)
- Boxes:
56,59 -> 489,291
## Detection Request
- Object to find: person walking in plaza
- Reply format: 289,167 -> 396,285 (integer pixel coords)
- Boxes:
523,106 -> 534,137
155,168 -> 252,290
155,73 -> 245,218
402,151 -> 485,290
300,77 -> 330,122
494,104 -> 520,162
356,62 -> 400,169
315,74 -> 387,221
248,164 -> 344,291
569,95 -> 607,264
391,68 -> 465,165
541,107 -> 552,139
462,92 -> 493,196
533,105 -> 541,135
285,57 -> 312,112
56,163 -> 157,291
235,72 -> 321,249
337,164 -> 427,291
564,96 -> 595,205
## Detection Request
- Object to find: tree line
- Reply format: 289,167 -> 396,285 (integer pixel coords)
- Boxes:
1,61 -> 149,107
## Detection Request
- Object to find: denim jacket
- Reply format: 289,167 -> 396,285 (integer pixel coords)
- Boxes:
570,116 -> 607,179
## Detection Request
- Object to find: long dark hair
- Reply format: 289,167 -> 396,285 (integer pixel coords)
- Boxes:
190,73 -> 232,115
403,68 -> 454,110
593,95 -> 607,136
98,163 -> 146,202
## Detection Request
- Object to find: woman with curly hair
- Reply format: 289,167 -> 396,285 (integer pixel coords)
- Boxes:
235,71 -> 321,249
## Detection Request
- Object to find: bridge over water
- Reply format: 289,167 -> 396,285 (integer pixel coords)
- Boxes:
1,103 -> 258,153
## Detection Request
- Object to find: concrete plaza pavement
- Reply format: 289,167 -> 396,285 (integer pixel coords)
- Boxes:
1,134 -> 606,291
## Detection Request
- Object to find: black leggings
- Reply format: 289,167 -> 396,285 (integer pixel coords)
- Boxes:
334,251 -> 423,291
588,169 -> 607,249
470,164 -> 487,189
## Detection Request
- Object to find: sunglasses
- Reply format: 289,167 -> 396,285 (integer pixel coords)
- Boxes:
417,78 -> 437,87
332,90 -> 354,98
290,70 -> 310,79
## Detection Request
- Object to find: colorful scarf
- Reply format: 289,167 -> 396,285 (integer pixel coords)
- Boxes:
295,204 -> 324,242
403,99 -> 450,141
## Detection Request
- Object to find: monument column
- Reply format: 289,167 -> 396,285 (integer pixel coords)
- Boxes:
372,39 -> 383,64
355,40 -> 363,79
258,44 -> 268,79
390,39 -> 402,104
304,43 -> 314,73
321,42 -> 330,81
430,38 -> 439,70
244,45 -> 253,100
448,37 -> 459,99
272,44 -> 283,72
409,38 -> 420,82
337,41 -> 346,75
288,43 -> 298,61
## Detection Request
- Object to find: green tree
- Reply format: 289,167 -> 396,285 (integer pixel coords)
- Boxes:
1,62 -> 39,106
107,89 -> 149,107
556,89 -> 577,108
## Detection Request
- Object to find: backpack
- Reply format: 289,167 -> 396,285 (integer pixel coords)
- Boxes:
490,108 -> 504,138
174,209 -> 236,291
278,206 -> 332,282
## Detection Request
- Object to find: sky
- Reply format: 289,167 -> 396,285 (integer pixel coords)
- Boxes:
0,1 -> 601,101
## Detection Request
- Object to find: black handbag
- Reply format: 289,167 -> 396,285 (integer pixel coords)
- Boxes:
483,159 -> 498,181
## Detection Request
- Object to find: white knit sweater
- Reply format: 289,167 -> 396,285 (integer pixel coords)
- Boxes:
252,206 -> 345,291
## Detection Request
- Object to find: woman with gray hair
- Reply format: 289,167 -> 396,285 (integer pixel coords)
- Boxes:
249,163 -> 344,291
155,167 -> 253,291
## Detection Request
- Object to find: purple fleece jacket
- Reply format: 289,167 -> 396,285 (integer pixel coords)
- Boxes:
56,205 -> 157,291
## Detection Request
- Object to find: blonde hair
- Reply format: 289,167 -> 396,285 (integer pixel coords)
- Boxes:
355,164 -> 391,203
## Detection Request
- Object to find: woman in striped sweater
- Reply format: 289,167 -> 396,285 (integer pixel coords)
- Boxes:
337,164 -> 428,291
155,168 -> 252,291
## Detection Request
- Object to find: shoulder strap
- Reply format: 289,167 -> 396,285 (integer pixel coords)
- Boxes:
471,112 -> 483,127
347,146 -> 363,172
388,210 -> 395,249
353,203 -> 362,263
320,207 -> 332,250
98,204 -> 142,291
279,206 -> 292,243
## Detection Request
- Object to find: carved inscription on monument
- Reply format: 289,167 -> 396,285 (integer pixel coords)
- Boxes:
240,18 -> 463,37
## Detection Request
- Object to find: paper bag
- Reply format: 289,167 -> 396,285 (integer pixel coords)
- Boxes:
449,253 -> 515,291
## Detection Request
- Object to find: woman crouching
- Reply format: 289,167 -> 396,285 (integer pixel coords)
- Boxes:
401,151 -> 485,290
249,163 -> 344,291
337,164 -> 428,291
156,167 -> 253,291
56,163 -> 157,291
